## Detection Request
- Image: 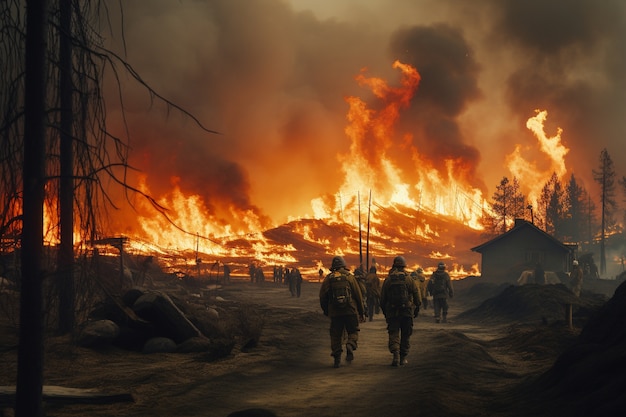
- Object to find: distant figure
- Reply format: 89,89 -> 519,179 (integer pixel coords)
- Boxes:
410,267 -> 428,310
288,268 -> 297,296
249,263 -> 256,283
319,256 -> 365,368
353,264 -> 368,314
223,263 -> 231,284
534,262 -> 546,285
569,260 -> 583,297
292,267 -> 303,297
318,267 -> 324,280
254,266 -> 265,284
364,266 -> 381,321
283,268 -> 290,285
427,262 -> 453,323
380,256 -> 421,366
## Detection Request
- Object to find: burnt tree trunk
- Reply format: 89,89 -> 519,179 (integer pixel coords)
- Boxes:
57,0 -> 75,335
16,0 -> 49,416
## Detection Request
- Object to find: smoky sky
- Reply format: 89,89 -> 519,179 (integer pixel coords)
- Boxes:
102,0 -> 626,231
388,23 -> 483,188
487,0 -> 626,188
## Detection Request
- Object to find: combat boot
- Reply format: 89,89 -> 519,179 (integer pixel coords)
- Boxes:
391,351 -> 400,367
345,345 -> 354,363
400,355 -> 408,366
333,355 -> 341,368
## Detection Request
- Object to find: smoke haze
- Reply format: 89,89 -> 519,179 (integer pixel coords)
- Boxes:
102,0 -> 626,236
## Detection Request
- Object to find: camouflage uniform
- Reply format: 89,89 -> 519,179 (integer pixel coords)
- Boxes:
320,257 -> 365,367
410,268 -> 428,309
380,256 -> 421,366
365,267 -> 381,321
569,263 -> 583,297
427,263 -> 454,323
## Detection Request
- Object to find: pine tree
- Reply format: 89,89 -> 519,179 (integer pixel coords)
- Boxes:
619,175 -> 626,227
489,176 -> 526,234
539,173 -> 565,238
592,148 -> 617,275
563,174 -> 586,243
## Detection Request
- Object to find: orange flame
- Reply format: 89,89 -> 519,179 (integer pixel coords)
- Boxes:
507,109 -> 570,204
312,60 -> 486,232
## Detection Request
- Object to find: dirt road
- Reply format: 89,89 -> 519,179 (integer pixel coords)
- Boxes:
1,280 -> 571,417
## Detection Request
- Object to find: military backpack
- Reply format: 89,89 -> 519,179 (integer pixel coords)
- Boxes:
386,271 -> 410,310
430,273 -> 447,296
329,271 -> 352,307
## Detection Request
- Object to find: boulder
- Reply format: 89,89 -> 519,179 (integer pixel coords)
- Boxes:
133,291 -> 203,343
77,320 -> 120,347
142,337 -> 177,354
177,336 -> 212,353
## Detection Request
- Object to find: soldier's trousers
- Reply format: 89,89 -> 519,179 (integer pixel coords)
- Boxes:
329,314 -> 360,357
433,297 -> 449,319
366,296 -> 379,320
386,315 -> 413,356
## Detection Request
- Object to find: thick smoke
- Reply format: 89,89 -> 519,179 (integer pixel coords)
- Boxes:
388,23 -> 484,189
102,0 -> 626,235
487,0 -> 626,190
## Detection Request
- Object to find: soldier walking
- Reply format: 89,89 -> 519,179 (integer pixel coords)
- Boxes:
319,256 -> 366,368
380,256 -> 421,367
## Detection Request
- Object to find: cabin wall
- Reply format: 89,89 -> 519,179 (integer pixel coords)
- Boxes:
479,228 -> 569,282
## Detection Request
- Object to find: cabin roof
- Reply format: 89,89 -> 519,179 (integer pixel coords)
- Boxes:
471,219 -> 572,254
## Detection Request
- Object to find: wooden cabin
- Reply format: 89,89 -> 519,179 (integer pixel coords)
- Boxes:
471,219 -> 576,283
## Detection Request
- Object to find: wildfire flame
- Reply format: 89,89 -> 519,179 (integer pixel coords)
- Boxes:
312,60 -> 486,231
108,60 -> 491,276
506,109 -> 570,205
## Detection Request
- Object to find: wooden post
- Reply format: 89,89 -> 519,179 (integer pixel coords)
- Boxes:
566,303 -> 573,329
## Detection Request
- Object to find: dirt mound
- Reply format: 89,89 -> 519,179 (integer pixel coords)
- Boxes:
518,280 -> 626,417
456,284 -> 605,325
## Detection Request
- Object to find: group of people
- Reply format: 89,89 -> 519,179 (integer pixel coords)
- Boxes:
319,255 -> 454,368
248,264 -> 303,297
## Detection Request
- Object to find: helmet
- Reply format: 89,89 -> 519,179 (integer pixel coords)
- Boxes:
417,267 -> 424,274
393,256 -> 407,268
573,260 -> 579,266
330,256 -> 347,271
437,262 -> 446,270
354,265 -> 365,277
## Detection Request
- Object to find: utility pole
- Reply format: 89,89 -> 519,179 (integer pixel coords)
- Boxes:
358,191 -> 363,267
366,190 -> 372,271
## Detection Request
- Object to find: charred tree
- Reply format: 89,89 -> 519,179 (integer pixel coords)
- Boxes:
16,2 -> 48,416
592,148 -> 616,276
57,0 -> 75,335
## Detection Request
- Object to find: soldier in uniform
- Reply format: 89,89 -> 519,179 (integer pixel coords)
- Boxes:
380,256 -> 421,367
365,266 -> 381,321
427,262 -> 454,323
569,260 -> 584,297
319,256 -> 366,368
410,267 -> 428,310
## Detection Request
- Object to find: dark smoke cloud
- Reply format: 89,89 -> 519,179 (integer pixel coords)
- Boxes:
102,0 -> 626,232
486,0 -> 626,189
104,0 -> 389,226
388,23 -> 484,188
